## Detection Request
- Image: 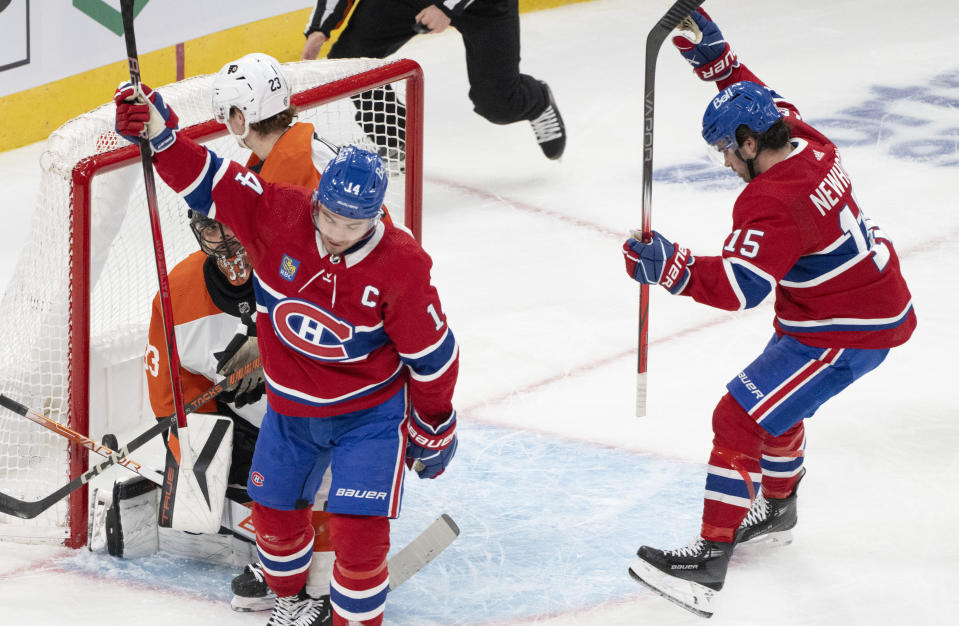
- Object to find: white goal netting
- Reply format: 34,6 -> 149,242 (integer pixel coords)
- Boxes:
0,58 -> 420,545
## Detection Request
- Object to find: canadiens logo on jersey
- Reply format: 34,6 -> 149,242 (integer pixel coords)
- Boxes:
272,298 -> 354,360
279,254 -> 300,281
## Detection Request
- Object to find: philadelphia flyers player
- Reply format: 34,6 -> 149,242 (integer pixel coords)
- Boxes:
114,78 -> 459,626
622,9 -> 916,617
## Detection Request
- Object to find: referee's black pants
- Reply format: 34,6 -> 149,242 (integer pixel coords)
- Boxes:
328,0 -> 550,124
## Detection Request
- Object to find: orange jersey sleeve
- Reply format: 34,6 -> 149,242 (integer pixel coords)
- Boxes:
144,251 -> 222,417
246,122 -> 394,226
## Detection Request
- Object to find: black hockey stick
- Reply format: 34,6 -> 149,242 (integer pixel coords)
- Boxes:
0,413 -> 175,520
635,0 -> 705,417
0,351 -> 261,522
0,355 -> 262,489
119,0 -> 194,528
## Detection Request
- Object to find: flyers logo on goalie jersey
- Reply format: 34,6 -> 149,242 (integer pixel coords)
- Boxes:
272,298 -> 354,360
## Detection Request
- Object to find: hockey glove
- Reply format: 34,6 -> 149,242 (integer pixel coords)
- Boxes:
623,231 -> 693,295
214,315 -> 265,408
406,410 -> 457,479
671,9 -> 738,82
114,81 -> 179,153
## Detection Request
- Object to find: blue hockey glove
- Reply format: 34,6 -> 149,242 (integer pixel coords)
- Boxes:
114,81 -> 179,153
671,8 -> 738,82
406,410 -> 457,479
623,231 -> 693,295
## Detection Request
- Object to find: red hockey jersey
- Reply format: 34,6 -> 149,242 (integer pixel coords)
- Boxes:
678,66 -> 916,349
153,137 -> 458,424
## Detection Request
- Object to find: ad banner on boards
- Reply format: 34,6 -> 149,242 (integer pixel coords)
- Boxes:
0,0 -> 311,98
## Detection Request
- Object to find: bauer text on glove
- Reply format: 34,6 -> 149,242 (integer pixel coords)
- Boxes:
406,410 -> 457,479
623,231 -> 693,295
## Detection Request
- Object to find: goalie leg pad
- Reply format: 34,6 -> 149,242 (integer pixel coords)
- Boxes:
157,525 -> 256,567
164,412 -> 234,534
252,503 -> 314,597
329,514 -> 389,625
102,476 -> 160,558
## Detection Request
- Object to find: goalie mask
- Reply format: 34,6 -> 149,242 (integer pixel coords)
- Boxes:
212,52 -> 291,147
189,211 -> 250,285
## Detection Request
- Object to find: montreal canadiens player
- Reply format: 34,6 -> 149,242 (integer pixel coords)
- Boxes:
113,53 -> 364,624
211,51 -> 367,621
622,9 -> 916,617
114,77 -> 459,626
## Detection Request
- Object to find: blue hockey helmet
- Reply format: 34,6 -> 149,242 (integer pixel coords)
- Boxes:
701,81 -> 782,153
313,145 -> 387,220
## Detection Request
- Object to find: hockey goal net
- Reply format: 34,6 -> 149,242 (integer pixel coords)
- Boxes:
0,58 -> 423,547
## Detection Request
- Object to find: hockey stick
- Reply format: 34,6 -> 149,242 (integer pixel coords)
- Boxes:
0,394 -> 159,482
0,415 -> 175,520
635,0 -> 706,417
120,0 -> 193,527
388,513 -> 459,589
0,356 -> 262,489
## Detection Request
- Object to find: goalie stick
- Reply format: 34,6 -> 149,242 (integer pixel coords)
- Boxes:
635,0 -> 706,417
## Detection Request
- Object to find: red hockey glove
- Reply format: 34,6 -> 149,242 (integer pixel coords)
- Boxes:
671,8 -> 738,82
114,81 -> 179,152
406,410 -> 457,479
623,231 -> 693,295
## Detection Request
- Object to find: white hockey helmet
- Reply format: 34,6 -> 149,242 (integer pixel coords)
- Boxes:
212,52 -> 291,143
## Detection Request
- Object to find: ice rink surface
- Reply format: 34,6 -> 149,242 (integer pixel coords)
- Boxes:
2,1 -> 958,624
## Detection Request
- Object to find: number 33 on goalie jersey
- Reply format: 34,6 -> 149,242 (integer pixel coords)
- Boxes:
679,109 -> 916,350
153,139 -> 458,423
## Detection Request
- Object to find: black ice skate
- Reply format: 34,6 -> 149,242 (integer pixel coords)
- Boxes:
628,537 -> 734,618
530,82 -> 566,160
267,588 -> 332,626
735,469 -> 804,545
231,562 -> 275,612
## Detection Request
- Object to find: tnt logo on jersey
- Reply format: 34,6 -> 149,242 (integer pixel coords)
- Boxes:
279,255 -> 300,282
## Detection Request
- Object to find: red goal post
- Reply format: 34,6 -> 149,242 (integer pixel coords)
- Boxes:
0,58 -> 423,547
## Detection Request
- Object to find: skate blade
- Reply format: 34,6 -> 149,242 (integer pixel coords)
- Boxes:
230,594 -> 276,612
628,558 -> 717,618
740,529 -> 793,546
